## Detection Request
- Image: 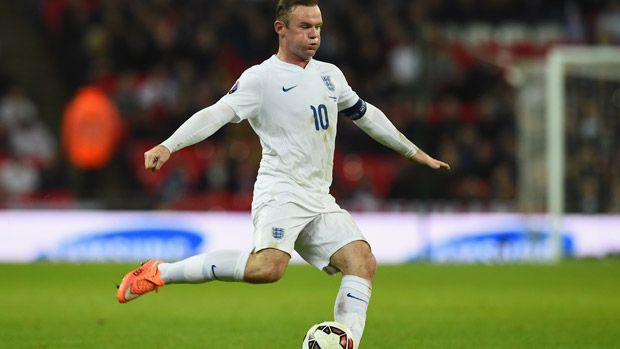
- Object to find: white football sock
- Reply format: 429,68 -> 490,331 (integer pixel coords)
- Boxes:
334,275 -> 372,347
158,250 -> 249,284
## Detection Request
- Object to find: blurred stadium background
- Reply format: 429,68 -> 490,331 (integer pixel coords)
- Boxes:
0,0 -> 599,209
0,0 -> 617,208
1,1 -> 620,260
2,1 -> 620,348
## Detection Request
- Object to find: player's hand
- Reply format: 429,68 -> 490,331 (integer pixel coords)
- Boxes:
410,149 -> 451,170
144,145 -> 171,171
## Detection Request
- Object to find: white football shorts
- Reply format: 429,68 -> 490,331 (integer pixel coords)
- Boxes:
252,202 -> 368,275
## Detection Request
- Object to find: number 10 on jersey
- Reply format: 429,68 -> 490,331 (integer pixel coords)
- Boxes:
311,104 -> 329,131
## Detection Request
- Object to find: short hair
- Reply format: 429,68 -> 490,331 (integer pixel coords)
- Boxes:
276,0 -> 319,25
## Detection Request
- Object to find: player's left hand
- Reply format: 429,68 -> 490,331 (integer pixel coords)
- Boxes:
410,149 -> 451,170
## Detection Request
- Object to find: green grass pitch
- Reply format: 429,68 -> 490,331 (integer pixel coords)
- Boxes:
1,260 -> 619,348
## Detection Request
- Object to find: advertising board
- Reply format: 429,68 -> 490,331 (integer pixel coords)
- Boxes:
1,211 -> 618,263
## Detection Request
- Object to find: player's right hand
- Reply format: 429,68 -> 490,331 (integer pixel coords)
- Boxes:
144,145 -> 171,171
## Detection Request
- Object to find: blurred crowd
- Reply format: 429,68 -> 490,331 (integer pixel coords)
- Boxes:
1,0 -> 619,211
0,82 -> 67,206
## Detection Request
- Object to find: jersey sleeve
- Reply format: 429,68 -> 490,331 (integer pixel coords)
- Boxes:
334,66 -> 360,112
218,67 -> 262,123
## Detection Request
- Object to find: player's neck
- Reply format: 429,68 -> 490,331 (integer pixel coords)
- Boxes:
275,50 -> 311,69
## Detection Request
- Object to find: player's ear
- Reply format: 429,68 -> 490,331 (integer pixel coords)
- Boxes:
274,20 -> 285,36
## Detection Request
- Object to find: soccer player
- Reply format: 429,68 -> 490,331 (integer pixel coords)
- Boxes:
116,0 -> 450,346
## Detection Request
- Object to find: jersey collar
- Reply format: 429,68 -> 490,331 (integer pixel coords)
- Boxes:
271,55 -> 314,72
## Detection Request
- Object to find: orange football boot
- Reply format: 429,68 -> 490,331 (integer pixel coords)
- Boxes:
117,260 -> 165,303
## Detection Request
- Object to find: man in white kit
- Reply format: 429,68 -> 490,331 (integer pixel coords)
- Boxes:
117,0 -> 450,346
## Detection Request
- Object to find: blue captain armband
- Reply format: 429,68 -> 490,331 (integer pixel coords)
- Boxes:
340,98 -> 367,120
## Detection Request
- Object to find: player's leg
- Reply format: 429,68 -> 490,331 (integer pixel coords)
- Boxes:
243,248 -> 290,283
247,202 -> 313,283
158,249 -> 250,283
329,240 -> 376,280
330,240 -> 376,346
117,202 -> 309,303
161,247 -> 290,284
117,248 -> 290,303
159,200 -> 299,285
117,249 -> 251,303
294,211 -> 374,346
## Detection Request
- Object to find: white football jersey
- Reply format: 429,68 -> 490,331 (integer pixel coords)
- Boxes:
219,55 -> 359,212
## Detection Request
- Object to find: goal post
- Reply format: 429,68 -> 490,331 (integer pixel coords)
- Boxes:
516,46 -> 620,261
546,46 -> 620,260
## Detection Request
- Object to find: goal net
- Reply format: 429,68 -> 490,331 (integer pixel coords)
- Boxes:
516,46 -> 620,259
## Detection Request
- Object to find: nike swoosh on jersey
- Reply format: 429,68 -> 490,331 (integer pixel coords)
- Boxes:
282,85 -> 298,92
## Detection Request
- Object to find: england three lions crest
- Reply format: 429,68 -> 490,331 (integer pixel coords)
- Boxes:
321,75 -> 336,92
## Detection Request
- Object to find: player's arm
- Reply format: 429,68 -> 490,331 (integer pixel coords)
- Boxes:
343,100 -> 450,170
144,101 -> 236,171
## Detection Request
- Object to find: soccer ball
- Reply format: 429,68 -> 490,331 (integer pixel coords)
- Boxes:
301,321 -> 355,349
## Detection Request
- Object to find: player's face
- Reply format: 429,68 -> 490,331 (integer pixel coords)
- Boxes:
281,5 -> 322,60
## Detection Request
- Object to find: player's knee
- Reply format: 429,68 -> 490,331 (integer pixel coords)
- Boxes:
243,250 -> 289,284
262,266 -> 286,283
365,252 -> 377,278
356,250 -> 376,280
332,242 -> 376,280
245,264 -> 286,284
